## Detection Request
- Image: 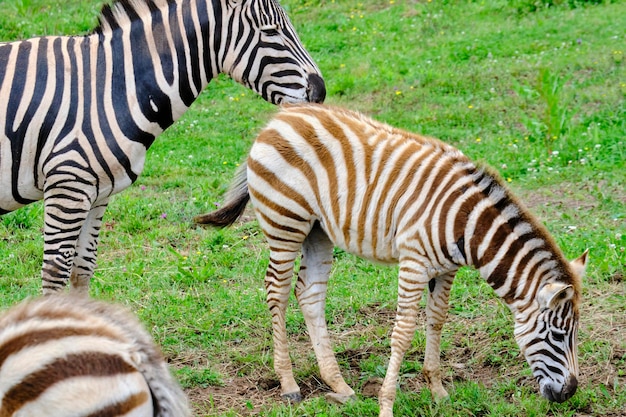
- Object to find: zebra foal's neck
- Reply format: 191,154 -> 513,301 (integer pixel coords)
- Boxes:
453,166 -> 580,308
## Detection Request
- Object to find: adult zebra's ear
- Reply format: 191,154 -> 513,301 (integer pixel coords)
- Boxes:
570,249 -> 589,279
538,283 -> 575,310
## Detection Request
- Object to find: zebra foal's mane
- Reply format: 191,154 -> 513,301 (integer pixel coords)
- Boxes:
470,162 -> 582,297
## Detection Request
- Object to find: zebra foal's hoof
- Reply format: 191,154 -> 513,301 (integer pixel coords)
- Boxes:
325,392 -> 357,405
281,391 -> 302,403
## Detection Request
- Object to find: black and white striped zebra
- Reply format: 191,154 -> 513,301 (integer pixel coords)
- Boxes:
0,294 -> 190,416
196,104 -> 588,417
0,0 -> 325,294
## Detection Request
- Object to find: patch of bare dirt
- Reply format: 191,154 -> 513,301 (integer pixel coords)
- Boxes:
187,376 -> 279,415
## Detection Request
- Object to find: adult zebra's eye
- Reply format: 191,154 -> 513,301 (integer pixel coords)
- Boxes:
261,25 -> 280,36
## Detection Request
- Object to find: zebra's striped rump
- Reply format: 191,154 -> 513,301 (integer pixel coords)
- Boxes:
0,0 -> 324,295
0,295 -> 190,417
197,104 -> 587,416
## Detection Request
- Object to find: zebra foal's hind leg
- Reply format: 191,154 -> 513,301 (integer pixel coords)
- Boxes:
265,241 -> 303,401
423,271 -> 455,400
296,224 -> 356,404
69,199 -> 110,295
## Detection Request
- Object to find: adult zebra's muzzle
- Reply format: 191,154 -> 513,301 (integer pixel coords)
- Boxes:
306,73 -> 326,103
541,374 -> 578,403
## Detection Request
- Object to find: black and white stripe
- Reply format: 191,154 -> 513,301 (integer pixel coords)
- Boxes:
196,104 -> 588,416
0,295 -> 190,416
0,0 -> 325,294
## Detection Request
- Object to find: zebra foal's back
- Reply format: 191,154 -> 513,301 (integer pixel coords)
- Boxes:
0,295 -> 190,417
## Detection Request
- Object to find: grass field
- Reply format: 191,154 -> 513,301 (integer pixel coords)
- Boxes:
0,0 -> 625,416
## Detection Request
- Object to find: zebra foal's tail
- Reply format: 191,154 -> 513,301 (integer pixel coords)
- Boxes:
194,163 -> 250,227
0,295 -> 190,417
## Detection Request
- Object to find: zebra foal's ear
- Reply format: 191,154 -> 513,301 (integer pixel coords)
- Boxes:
538,283 -> 575,310
570,249 -> 589,279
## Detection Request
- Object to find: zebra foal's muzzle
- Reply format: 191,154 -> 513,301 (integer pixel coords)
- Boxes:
306,73 -> 326,103
541,374 -> 578,403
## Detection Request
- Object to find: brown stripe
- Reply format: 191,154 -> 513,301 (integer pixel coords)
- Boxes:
394,147 -> 445,233
453,187 -> 483,254
248,158 -> 313,217
0,326 -> 123,369
256,128 -> 324,217
1,351 -> 137,416
356,140 -> 396,254
468,202 -> 499,265
502,247 -> 543,303
254,209 -> 308,237
276,113 -> 340,239
425,163 -> 469,265
517,260 -> 549,312
84,391 -> 150,417
485,239 -> 517,290
371,142 -> 424,258
318,111 -> 361,247
435,169 -> 473,263
5,307 -> 85,328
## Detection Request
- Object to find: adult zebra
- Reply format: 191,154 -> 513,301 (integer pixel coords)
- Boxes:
196,104 -> 588,417
0,0 -> 325,294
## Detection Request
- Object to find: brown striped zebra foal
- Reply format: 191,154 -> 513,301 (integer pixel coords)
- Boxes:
195,103 -> 588,417
0,295 -> 190,417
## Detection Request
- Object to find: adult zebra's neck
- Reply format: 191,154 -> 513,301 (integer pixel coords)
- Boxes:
93,0 -> 224,146
460,168 -> 578,313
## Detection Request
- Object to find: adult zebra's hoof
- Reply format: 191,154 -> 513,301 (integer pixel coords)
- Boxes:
281,391 -> 302,403
325,392 -> 357,405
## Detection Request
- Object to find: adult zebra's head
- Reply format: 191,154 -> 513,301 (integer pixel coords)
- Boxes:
514,251 -> 587,403
221,0 -> 325,104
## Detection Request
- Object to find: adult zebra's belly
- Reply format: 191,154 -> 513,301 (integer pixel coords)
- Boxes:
0,146 -> 43,213
0,184 -> 42,213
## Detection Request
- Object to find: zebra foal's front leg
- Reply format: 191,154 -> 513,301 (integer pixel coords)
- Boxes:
296,225 -> 356,404
378,258 -> 430,417
423,272 -> 455,399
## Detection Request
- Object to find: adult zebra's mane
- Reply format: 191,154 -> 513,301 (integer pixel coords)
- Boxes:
93,0 -> 178,34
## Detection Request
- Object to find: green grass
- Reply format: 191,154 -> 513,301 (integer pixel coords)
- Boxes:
1,0 -> 625,416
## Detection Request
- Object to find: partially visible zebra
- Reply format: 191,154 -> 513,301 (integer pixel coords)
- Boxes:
0,294 -> 190,416
0,0 -> 325,295
195,104 -> 588,417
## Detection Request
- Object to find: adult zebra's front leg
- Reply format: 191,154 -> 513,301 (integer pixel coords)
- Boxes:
41,178 -> 100,295
69,198 -> 110,295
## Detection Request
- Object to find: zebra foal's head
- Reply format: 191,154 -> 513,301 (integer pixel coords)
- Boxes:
221,0 -> 325,104
514,251 -> 587,403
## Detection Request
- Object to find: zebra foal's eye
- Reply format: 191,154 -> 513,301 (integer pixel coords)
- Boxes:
261,24 -> 280,36
551,330 -> 565,342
